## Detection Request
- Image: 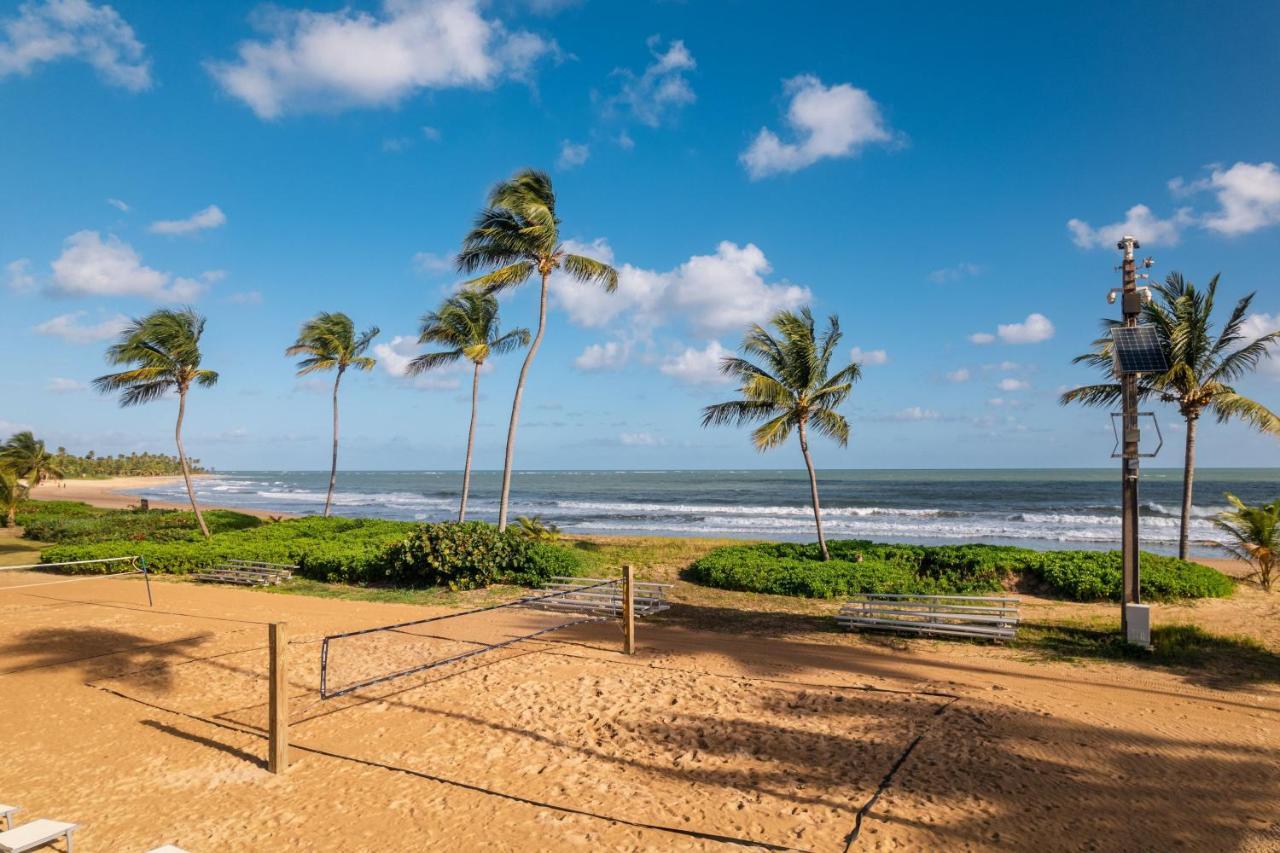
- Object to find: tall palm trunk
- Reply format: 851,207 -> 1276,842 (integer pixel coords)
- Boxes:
175,387 -> 210,538
324,369 -> 343,518
497,270 -> 549,531
797,421 -> 829,561
459,361 -> 481,522
1179,414 -> 1198,560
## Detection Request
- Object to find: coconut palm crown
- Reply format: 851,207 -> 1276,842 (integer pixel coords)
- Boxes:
0,431 -> 64,488
1061,273 -> 1280,558
701,308 -> 861,560
1212,493 -> 1279,592
285,312 -> 379,518
93,308 -> 218,537
457,168 -> 617,530
409,291 -> 529,522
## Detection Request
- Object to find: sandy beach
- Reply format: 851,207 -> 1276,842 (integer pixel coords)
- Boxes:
29,477 -> 292,519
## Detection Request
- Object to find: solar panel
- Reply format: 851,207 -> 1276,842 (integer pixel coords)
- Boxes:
1111,325 -> 1169,375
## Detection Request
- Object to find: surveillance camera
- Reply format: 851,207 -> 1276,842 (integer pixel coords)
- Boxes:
1107,291 -> 1118,305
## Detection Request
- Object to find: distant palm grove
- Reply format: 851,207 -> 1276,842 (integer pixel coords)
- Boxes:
52,448 -> 208,479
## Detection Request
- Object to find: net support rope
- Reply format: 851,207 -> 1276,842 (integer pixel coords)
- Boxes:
319,578 -> 619,699
0,556 -> 152,606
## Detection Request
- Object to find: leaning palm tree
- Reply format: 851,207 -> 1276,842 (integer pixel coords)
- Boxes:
701,308 -> 861,561
93,308 -> 218,538
0,466 -> 24,527
0,431 -> 64,489
285,313 -> 379,518
408,291 -> 528,522
1212,493 -> 1278,592
457,169 -> 617,530
1061,273 -> 1280,559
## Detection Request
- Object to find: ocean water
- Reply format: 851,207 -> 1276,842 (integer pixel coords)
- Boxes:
129,468 -> 1280,557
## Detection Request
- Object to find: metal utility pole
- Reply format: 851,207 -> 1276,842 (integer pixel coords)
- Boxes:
1117,236 -> 1142,640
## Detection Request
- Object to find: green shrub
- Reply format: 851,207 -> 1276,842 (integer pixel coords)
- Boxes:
687,540 -> 1233,601
38,512 -> 585,590
18,500 -> 262,544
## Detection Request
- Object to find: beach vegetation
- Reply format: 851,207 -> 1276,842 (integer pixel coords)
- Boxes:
457,168 -> 618,531
1211,493 -> 1279,591
1061,273 -> 1280,559
285,312 -> 380,518
409,291 -> 529,522
687,540 -> 1233,601
15,500 -> 261,544
0,467 -> 24,527
514,515 -> 561,542
701,308 -> 861,561
93,308 -> 219,538
48,448 -> 206,478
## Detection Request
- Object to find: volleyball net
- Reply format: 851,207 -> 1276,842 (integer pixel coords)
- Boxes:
318,578 -> 622,699
0,556 -> 153,606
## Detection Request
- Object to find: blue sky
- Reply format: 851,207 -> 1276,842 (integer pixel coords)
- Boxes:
1,0 -> 1278,471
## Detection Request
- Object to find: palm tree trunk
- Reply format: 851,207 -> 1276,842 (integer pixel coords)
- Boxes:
497,270 -> 549,531
797,422 -> 829,561
175,388 -> 210,538
459,361 -> 481,522
1179,415 -> 1198,560
324,370 -> 343,518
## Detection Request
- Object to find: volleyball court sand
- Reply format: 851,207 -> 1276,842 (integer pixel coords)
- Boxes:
1,573 -> 1277,851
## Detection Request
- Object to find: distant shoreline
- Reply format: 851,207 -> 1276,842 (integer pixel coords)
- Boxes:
28,476 -> 294,520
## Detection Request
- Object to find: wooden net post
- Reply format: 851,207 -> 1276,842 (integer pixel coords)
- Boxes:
268,622 -> 289,774
622,564 -> 636,656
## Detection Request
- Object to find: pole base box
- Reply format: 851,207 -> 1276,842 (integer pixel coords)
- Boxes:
1125,604 -> 1151,648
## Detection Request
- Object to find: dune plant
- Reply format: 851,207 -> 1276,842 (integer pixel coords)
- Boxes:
94,308 -> 218,538
1212,493 -> 1279,592
1062,273 -> 1280,558
457,169 -> 617,531
701,308 -> 861,561
409,291 -> 528,522
286,312 -> 379,517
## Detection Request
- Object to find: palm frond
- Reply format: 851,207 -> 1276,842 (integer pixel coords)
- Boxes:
561,253 -> 618,292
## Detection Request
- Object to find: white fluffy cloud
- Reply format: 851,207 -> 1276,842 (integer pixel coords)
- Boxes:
106,197 -> 129,212
1067,204 -> 1190,249
374,333 -> 488,390
659,340 -> 733,386
574,341 -> 628,371
1240,312 -> 1280,378
604,36 -> 695,128
945,368 -> 970,383
550,238 -> 810,336
557,139 -> 590,170
6,258 -> 35,292
207,0 -> 555,119
33,310 -> 128,343
49,231 -> 207,301
928,262 -> 982,284
46,377 -> 86,393
0,0 -> 151,90
619,431 -> 665,447
149,204 -> 226,236
1190,162 -> 1280,236
849,346 -> 888,365
998,377 -> 1029,391
741,75 -> 892,179
892,406 -> 941,422
971,313 -> 1053,345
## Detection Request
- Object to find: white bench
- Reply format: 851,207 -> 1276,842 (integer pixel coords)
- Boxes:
837,593 -> 1020,640
194,560 -> 294,587
0,806 -> 15,832
0,819 -> 79,853
523,576 -> 672,617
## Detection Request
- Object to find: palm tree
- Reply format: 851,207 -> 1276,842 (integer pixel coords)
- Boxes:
457,169 -> 617,530
0,466 -> 24,527
285,313 -> 379,518
701,308 -> 861,561
407,291 -> 528,522
93,308 -> 218,538
1061,273 -> 1280,559
0,431 -> 64,489
1212,493 -> 1278,592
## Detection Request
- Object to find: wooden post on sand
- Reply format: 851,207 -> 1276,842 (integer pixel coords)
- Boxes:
622,564 -> 636,656
269,622 -> 288,774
